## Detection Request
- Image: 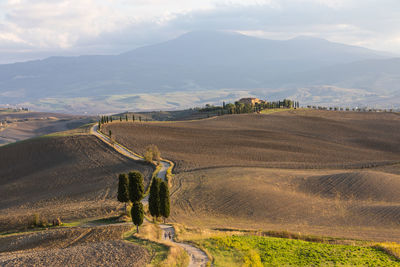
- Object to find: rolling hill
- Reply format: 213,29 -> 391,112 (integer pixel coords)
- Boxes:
104,109 -> 400,241
170,167 -> 400,241
0,134 -> 154,232
103,110 -> 400,172
0,110 -> 93,145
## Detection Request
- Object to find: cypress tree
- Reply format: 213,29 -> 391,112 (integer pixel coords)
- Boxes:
110,116 -> 113,122
149,178 -> 161,220
126,114 -> 128,121
132,115 -> 135,122
131,201 -> 144,233
139,116 -> 142,122
128,171 -> 144,202
159,181 -> 170,223
109,130 -> 112,137
117,173 -> 129,211
120,116 -> 122,122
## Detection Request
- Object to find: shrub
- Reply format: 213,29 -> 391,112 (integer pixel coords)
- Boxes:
144,144 -> 161,163
33,213 -> 40,226
52,218 -> 62,226
30,213 -> 48,227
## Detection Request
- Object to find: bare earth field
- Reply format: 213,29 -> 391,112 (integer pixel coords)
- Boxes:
103,110 -> 400,172
0,134 -> 154,232
169,167 -> 400,242
0,111 -> 93,146
0,225 -> 149,266
104,110 -> 400,241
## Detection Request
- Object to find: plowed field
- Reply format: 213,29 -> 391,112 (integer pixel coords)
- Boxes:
103,110 -> 400,172
0,225 -> 149,267
0,135 -> 153,232
104,110 -> 400,241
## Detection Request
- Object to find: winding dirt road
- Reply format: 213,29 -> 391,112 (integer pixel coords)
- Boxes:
90,124 -> 210,266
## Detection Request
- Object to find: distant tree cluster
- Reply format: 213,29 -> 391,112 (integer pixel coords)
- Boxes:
306,105 -> 392,113
265,99 -> 300,109
199,98 -> 300,115
98,113 -> 146,129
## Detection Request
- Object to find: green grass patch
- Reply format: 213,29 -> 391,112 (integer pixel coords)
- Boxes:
260,108 -> 294,115
124,230 -> 169,266
59,218 -> 89,227
197,235 -> 400,266
86,216 -> 121,225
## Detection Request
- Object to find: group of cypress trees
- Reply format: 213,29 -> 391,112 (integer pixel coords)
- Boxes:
201,99 -> 300,116
148,178 -> 170,223
98,114 -> 145,128
117,171 -> 145,233
117,171 -> 170,232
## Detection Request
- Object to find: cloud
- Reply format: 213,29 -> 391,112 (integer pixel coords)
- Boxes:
1,0 -> 127,49
164,0 -> 400,53
0,0 -> 399,63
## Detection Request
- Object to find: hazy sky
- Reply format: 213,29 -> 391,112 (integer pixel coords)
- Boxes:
0,0 -> 399,63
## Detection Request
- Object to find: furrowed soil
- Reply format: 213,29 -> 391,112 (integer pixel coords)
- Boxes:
104,110 -> 400,241
103,110 -> 400,172
0,225 -> 150,267
169,167 -> 400,241
0,135 -> 154,232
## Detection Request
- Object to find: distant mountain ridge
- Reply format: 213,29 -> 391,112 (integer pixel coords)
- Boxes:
0,30 -> 398,113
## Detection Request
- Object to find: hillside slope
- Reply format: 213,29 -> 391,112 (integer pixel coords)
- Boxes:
0,111 -> 93,145
0,135 -> 154,232
104,110 -> 400,172
104,110 -> 400,241
170,167 -> 400,241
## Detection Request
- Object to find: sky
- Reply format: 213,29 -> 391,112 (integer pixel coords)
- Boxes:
0,0 -> 399,63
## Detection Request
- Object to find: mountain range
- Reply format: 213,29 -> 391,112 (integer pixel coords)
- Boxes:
0,31 -> 399,113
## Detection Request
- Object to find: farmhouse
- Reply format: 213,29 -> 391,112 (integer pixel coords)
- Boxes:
237,97 -> 264,106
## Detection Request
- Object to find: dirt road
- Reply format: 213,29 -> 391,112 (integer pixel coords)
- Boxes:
160,224 -> 209,267
91,123 -> 210,266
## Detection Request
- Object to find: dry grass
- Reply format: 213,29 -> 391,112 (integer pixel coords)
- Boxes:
377,243 -> 400,259
104,110 -> 400,173
173,223 -> 243,242
158,245 -> 189,267
135,221 -> 162,241
124,221 -> 189,267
